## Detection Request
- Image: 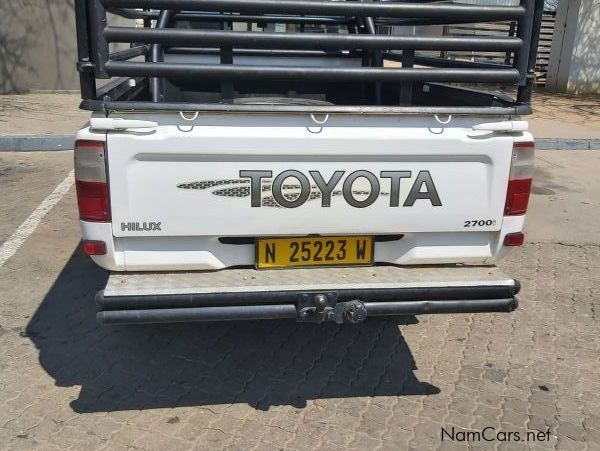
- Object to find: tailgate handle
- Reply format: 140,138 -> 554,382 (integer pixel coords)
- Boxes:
90,118 -> 158,131
472,121 -> 528,132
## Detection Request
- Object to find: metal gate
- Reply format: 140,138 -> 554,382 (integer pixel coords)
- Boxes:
438,9 -> 555,86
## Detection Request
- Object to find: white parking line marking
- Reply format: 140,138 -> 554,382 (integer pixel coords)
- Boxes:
0,170 -> 75,268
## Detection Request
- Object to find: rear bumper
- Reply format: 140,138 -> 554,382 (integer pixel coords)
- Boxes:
80,217 -> 528,272
96,266 -> 520,325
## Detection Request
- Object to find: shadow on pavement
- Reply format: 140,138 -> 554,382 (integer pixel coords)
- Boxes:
26,248 -> 439,413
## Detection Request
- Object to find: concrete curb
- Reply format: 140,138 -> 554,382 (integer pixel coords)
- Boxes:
535,138 -> 600,150
0,135 -> 75,152
0,134 -> 599,152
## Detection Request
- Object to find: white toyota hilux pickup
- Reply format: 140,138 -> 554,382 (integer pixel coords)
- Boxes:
74,0 -> 541,325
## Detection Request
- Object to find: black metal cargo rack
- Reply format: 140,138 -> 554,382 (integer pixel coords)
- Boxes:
75,0 -> 544,115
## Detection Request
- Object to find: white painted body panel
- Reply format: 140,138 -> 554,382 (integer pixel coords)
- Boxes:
76,113 -> 531,272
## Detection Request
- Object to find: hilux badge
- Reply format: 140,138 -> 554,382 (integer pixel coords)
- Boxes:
121,222 -> 162,232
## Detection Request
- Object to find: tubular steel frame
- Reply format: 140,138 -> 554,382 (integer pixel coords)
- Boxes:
75,0 -> 545,115
95,281 -> 520,325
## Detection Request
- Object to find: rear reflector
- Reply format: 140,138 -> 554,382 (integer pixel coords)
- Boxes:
504,232 -> 525,247
75,140 -> 110,222
505,141 -> 534,216
82,240 -> 107,256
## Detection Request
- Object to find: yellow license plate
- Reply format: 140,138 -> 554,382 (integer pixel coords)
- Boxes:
256,236 -> 373,269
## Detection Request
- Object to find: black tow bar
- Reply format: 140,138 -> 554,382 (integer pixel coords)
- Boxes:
296,293 -> 368,324
95,283 -> 519,325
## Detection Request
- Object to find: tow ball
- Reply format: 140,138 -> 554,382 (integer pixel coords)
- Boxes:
296,293 -> 367,324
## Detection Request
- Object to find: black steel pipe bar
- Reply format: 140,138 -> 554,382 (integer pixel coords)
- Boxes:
105,27 -> 523,52
96,298 -> 517,324
514,0 -> 534,85
100,0 -> 526,20
105,61 -> 521,83
399,49 -> 415,106
97,304 -> 298,324
75,0 -> 92,63
366,298 -> 517,316
88,0 -> 110,78
151,10 -> 174,102
527,0 -> 545,71
75,0 -> 97,99
363,16 -> 376,35
517,0 -> 544,104
362,13 -> 382,105
109,45 -> 150,61
220,18 -> 234,102
96,284 -> 519,311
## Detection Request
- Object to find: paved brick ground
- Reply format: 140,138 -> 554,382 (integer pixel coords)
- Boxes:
0,151 -> 599,450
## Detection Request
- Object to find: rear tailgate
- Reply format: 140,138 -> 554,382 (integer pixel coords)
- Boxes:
106,114 -> 513,237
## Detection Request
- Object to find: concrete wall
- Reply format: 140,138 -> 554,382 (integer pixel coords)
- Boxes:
0,1 -> 79,94
546,0 -> 600,93
567,0 -> 600,93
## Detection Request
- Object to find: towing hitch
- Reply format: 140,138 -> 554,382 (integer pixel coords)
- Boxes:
297,293 -> 367,324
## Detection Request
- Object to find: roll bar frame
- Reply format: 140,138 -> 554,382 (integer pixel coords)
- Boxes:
74,0 -> 545,115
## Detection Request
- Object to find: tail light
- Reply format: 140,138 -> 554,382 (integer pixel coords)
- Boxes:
504,141 -> 534,216
74,139 -> 110,222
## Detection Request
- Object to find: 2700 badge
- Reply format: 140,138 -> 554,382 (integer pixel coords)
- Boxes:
256,236 -> 373,269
